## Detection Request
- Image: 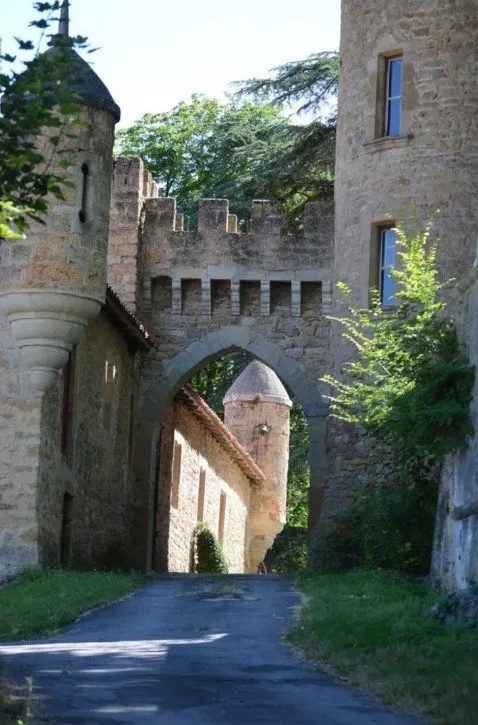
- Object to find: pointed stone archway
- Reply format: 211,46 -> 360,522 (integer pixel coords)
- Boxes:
131,325 -> 328,570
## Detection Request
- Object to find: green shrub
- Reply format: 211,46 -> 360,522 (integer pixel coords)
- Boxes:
318,222 -> 474,575
195,524 -> 229,574
313,471 -> 439,575
265,526 -> 308,575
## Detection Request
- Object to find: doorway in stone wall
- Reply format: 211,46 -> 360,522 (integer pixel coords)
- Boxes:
149,351 -> 312,575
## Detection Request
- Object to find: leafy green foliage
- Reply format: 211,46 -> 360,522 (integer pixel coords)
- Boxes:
0,2 -> 90,228
323,224 -> 474,467
115,96 -> 289,228
232,51 -> 339,224
115,81 -> 336,232
287,404 -> 310,527
319,224 -> 474,573
189,352 -> 252,418
195,524 -> 229,574
0,568 -> 143,641
313,472 -> 439,575
264,526 -> 308,575
233,52 -> 339,118
0,201 -> 26,239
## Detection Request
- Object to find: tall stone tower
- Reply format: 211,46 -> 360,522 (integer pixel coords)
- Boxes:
0,0 -> 120,394
325,0 -> 478,519
0,0 -> 120,577
334,0 -> 478,308
223,360 -> 292,571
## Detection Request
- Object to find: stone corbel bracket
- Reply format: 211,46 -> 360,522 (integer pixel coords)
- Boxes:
0,289 -> 103,395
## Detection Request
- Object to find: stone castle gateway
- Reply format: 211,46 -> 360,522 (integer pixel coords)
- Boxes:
0,0 -> 477,587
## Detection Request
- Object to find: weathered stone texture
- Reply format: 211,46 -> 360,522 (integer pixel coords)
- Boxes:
326,0 -> 478,528
37,311 -> 137,570
335,1 -> 478,304
432,272 -> 478,589
108,157 -> 156,314
139,198 -> 332,401
224,398 -> 290,570
13,107 -> 116,298
156,397 -> 252,573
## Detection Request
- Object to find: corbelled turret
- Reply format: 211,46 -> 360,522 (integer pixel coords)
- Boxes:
0,0 -> 120,394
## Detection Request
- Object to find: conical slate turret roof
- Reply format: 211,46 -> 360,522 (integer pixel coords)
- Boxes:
44,1 -> 121,122
223,360 -> 292,407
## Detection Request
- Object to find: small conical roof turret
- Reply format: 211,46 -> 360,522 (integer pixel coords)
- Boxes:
224,360 -> 292,407
44,0 -> 121,122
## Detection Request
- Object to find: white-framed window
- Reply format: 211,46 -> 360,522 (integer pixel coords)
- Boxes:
384,56 -> 403,137
379,228 -> 397,305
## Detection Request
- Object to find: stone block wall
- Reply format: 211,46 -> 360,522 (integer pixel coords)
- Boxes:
155,396 -> 252,573
130,195 -> 332,537
325,0 -> 478,526
108,157 -> 157,315
431,271 -> 478,589
139,196 -> 333,404
37,311 -> 138,571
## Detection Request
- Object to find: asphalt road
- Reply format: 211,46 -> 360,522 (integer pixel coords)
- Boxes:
0,575 -> 421,724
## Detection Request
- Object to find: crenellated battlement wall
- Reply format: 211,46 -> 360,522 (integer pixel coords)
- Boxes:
139,196 -> 333,325
142,197 -> 333,271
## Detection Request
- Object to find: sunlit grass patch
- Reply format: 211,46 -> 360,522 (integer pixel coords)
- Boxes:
0,569 -> 145,642
289,571 -> 478,725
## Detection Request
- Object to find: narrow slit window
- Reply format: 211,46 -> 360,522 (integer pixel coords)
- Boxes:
197,469 -> 206,522
79,163 -> 89,223
171,441 -> 182,509
60,493 -> 74,567
103,360 -> 117,431
218,491 -> 227,546
60,351 -> 75,454
379,228 -> 397,305
384,57 -> 403,137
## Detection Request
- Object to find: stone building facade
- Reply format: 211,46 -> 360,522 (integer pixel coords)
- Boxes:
331,0 -> 478,587
1,0 -> 478,587
155,384 -> 267,574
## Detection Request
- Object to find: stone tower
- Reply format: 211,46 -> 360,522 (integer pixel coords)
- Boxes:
334,0 -> 478,308
324,0 -> 478,519
223,360 -> 292,571
0,0 -> 120,394
0,0 -> 120,576
324,0 -> 478,586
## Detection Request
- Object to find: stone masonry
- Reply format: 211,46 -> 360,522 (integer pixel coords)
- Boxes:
2,0 -> 478,587
330,0 -> 478,585
155,385 -> 266,574
128,184 -> 334,567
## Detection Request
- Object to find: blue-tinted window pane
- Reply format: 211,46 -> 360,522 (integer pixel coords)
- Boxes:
385,57 -> 403,137
387,98 -> 402,136
380,229 -> 396,305
389,58 -> 403,98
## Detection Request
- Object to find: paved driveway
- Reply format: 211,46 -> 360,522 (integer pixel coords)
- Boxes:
0,575 -> 420,724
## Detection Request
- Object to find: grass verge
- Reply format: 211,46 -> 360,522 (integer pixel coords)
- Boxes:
0,569 -> 145,642
0,568 -> 145,722
289,570 -> 478,725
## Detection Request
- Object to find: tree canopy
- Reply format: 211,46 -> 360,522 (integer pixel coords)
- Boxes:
0,1 -> 89,230
115,51 -> 339,231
